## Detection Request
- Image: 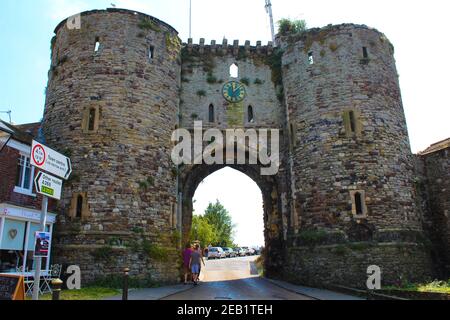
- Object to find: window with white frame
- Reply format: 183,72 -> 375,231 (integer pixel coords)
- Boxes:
15,154 -> 35,194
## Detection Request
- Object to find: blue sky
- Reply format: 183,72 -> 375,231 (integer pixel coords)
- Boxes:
1,0 -> 449,153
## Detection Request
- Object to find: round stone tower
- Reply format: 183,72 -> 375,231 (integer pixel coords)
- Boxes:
280,24 -> 434,287
42,9 -> 181,283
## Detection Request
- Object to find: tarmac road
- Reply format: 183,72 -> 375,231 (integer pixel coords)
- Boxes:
162,256 -> 314,300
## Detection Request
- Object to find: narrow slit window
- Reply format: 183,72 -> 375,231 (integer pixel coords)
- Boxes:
349,110 -> 356,133
94,37 -> 100,53
363,47 -> 368,59
209,104 -> 215,123
76,195 -> 83,218
88,108 -> 96,131
149,46 -> 155,61
290,123 -> 296,146
248,105 -> 254,123
230,63 -> 239,78
354,192 -> 363,216
308,52 -> 314,65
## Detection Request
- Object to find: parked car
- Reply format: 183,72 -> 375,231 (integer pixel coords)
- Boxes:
241,247 -> 251,256
223,247 -> 236,258
208,247 -> 226,259
247,248 -> 256,256
234,247 -> 246,257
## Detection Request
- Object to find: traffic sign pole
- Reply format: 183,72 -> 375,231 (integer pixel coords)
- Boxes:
30,140 -> 72,300
32,196 -> 48,301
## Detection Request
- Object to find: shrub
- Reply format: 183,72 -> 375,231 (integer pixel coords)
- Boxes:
142,240 -> 170,262
240,78 -> 250,86
297,230 -> 327,247
196,90 -> 206,97
278,18 -> 307,36
138,18 -> 161,32
206,73 -> 217,84
254,78 -> 263,85
91,246 -> 114,261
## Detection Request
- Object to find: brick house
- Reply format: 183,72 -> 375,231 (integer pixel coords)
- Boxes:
0,120 -> 57,274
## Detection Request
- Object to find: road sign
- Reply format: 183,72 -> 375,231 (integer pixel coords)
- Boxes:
34,171 -> 63,200
31,140 -> 72,180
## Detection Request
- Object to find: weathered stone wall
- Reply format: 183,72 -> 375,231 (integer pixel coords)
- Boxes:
418,148 -> 450,277
284,243 -> 434,288
180,40 -> 283,129
280,24 -> 434,285
42,9 -> 181,283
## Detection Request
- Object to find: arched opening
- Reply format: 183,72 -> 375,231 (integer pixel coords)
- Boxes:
193,167 -> 264,249
229,63 -> 239,78
179,160 -> 285,279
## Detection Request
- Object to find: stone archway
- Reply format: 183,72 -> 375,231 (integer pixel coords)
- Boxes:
178,163 -> 285,277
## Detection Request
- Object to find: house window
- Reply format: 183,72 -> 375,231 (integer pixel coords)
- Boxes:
308,52 -> 314,65
15,154 -> 34,194
230,63 -> 239,78
248,105 -> 254,123
208,104 -> 215,123
350,190 -> 367,217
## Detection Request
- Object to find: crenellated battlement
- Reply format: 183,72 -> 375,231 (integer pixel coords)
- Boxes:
183,38 -> 275,56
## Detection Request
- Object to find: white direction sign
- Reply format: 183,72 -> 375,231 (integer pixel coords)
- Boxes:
31,140 -> 72,180
34,171 -> 63,200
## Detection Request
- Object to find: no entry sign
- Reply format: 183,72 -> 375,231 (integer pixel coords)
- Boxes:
31,140 -> 72,180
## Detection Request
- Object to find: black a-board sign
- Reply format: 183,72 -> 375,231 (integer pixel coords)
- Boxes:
0,274 -> 25,301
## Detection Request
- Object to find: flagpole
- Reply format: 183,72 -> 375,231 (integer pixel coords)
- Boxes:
189,0 -> 192,39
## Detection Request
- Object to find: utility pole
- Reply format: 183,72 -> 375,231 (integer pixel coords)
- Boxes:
0,110 -> 12,123
265,0 -> 276,46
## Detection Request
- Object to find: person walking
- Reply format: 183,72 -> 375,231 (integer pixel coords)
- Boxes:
189,244 -> 205,286
182,243 -> 193,285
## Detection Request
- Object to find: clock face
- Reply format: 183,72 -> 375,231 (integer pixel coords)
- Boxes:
222,81 -> 246,103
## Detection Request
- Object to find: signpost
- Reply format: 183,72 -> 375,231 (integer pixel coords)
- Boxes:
31,140 -> 72,180
34,171 -> 63,200
30,140 -> 71,301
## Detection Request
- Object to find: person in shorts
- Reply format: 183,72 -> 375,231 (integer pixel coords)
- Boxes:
189,244 -> 205,285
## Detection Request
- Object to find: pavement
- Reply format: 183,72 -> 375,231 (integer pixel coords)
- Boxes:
105,256 -> 362,300
106,284 -> 194,300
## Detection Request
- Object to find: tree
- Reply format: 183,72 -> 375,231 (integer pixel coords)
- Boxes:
190,215 -> 216,247
204,200 -> 235,247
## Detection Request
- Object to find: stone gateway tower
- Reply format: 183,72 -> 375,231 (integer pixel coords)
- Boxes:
43,9 -> 182,283
42,9 -> 439,287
